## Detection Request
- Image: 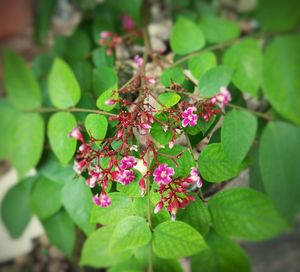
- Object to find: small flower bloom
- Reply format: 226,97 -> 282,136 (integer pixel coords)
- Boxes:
79,143 -> 89,152
139,178 -> 146,197
86,175 -> 98,188
69,127 -> 83,142
134,55 -> 143,68
119,156 -> 137,170
117,129 -> 124,139
73,160 -> 86,175
105,99 -> 116,106
169,140 -> 174,149
122,15 -> 135,30
212,86 -> 232,108
182,106 -> 198,127
153,164 -> 175,185
115,170 -> 135,185
100,31 -> 111,39
93,192 -> 111,207
187,167 -> 202,188
154,201 -> 163,214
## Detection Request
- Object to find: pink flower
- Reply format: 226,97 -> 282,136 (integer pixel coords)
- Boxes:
187,167 -> 202,188
122,15 -> 135,30
119,156 -> 137,170
182,107 -> 198,127
134,55 -> 143,68
115,170 -> 135,185
146,77 -> 156,85
93,192 -> 111,207
153,164 -> 175,185
169,140 -> 174,149
211,87 -> 231,108
69,127 -> 83,142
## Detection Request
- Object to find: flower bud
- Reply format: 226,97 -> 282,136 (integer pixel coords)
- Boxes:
69,127 -> 83,142
154,201 -> 163,214
139,178 -> 146,197
105,99 -> 116,106
169,140 -> 174,149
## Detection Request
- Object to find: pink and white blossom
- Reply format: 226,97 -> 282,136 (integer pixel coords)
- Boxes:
139,178 -> 146,197
73,160 -> 86,175
211,87 -> 232,108
119,156 -> 137,170
181,106 -> 198,127
187,167 -> 202,188
93,192 -> 111,207
69,127 -> 83,142
115,169 -> 135,185
153,164 -> 175,185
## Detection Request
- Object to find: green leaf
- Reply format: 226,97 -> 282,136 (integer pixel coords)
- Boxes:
48,58 -> 81,108
199,15 -> 240,44
199,143 -> 243,182
109,216 -> 151,253
62,177 -> 95,235
92,47 -> 114,67
156,146 -> 195,178
223,38 -> 262,96
150,114 -> 172,145
188,52 -> 217,79
34,0 -> 58,44
66,29 -> 91,61
92,66 -> 117,96
47,112 -> 77,164
157,92 -> 181,108
96,89 -> 119,111
198,66 -> 232,98
153,221 -> 207,259
108,258 -> 143,272
1,177 -> 36,238
191,230 -> 250,272
71,61 -> 92,93
32,52 -> 55,79
90,192 -> 133,225
30,176 -> 63,219
255,0 -> 300,32
42,209 -> 75,258
10,113 -> 45,177
160,67 -> 185,87
80,225 -> 132,268
0,100 -> 20,160
117,170 -> 143,198
259,121 -> 300,221
133,245 -> 184,272
85,114 -> 108,140
37,152 -> 74,185
3,51 -> 42,110
221,109 -> 257,163
170,17 -> 205,55
177,196 -> 211,235
208,188 -> 288,241
262,35 -> 300,125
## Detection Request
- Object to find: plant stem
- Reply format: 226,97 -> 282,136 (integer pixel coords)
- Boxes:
141,1 -> 154,271
29,107 -> 117,116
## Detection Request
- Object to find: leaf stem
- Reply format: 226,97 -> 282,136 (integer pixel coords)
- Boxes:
29,107 -> 117,116
227,103 -> 272,120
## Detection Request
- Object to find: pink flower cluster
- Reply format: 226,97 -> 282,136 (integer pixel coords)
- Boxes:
114,156 -> 137,185
153,164 -> 202,220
